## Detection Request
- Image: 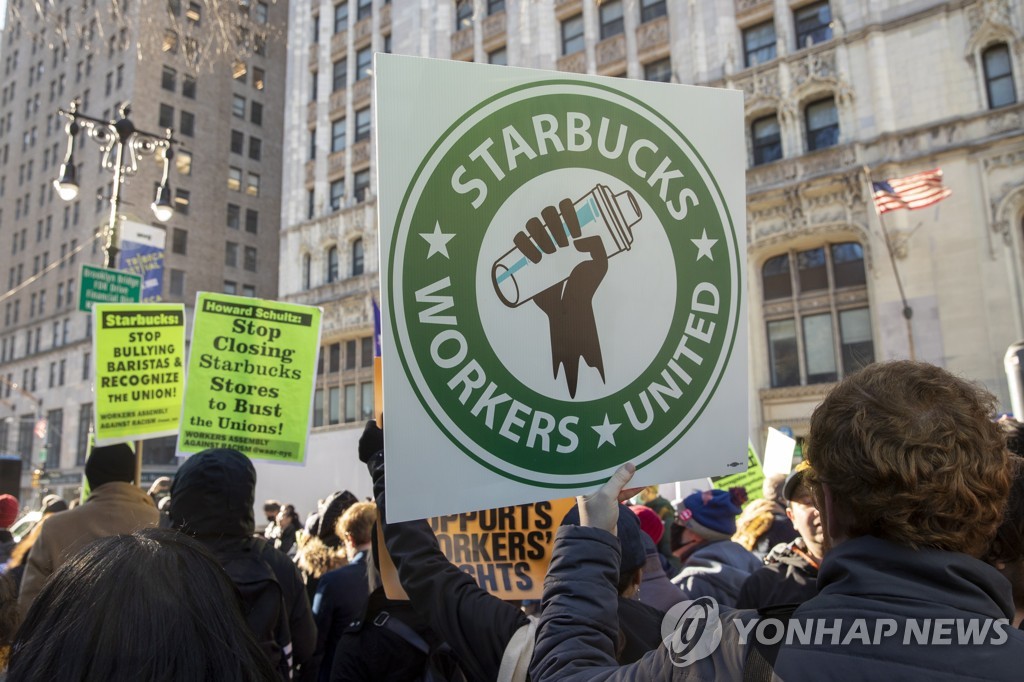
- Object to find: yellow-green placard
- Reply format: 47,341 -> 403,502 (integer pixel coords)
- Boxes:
93,303 -> 186,446
712,442 -> 764,507
177,293 -> 322,463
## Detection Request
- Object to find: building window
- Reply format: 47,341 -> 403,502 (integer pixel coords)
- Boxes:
333,59 -> 347,91
307,189 -> 316,219
356,0 -> 371,20
302,254 -> 311,289
455,0 -> 472,31
763,242 -> 872,388
352,237 -> 364,276
246,172 -> 260,196
355,107 -> 371,142
242,284 -> 256,297
805,96 -> 838,151
161,66 -> 176,91
361,336 -> 373,367
158,103 -> 174,129
356,47 -> 372,80
180,110 -> 195,137
794,1 -> 832,49
329,386 -> 341,425
599,1 -> 624,40
360,382 -> 374,419
487,0 -> 504,14
313,389 -> 324,427
227,203 -> 241,228
561,14 -> 584,55
171,227 -> 188,254
232,94 -> 246,118
224,280 -> 237,294
225,242 -> 238,267
255,1 -> 268,24
640,0 -> 666,23
331,118 -> 346,152
169,269 -> 185,296
751,114 -> 782,165
249,137 -> 262,161
346,339 -> 356,370
251,101 -> 263,125
344,384 -> 356,422
644,58 -> 671,83
327,246 -> 339,282
330,179 -> 345,211
230,129 -> 244,154
743,21 -> 776,67
353,170 -> 370,202
45,408 -> 62,468
183,73 -> 197,99
983,44 -> 1017,109
76,402 -> 92,465
334,1 -> 348,32
245,209 -> 258,234
488,47 -> 507,66
176,150 -> 192,175
310,70 -> 318,102
244,246 -> 257,272
228,167 -> 242,191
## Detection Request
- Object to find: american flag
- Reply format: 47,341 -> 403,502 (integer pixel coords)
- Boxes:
872,168 -> 952,214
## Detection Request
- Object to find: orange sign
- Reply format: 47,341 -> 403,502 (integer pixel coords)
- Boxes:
380,498 -> 575,600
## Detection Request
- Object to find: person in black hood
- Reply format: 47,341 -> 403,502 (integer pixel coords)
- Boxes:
169,448 -> 316,680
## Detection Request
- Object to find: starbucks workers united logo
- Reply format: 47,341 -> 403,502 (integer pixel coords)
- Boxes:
389,81 -> 740,487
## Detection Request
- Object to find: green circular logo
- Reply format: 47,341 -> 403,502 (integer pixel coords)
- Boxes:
389,81 -> 740,488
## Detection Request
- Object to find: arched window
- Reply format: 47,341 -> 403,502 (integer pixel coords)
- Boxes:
351,238 -> 364,276
326,246 -> 338,283
302,253 -> 311,290
751,114 -> 782,166
805,96 -> 838,151
763,242 -> 872,388
983,44 -> 1017,109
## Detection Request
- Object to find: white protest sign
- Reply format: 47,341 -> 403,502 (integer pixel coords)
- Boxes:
377,54 -> 747,522
763,427 -> 797,478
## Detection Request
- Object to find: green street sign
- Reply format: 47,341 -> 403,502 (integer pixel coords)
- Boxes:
78,264 -> 142,312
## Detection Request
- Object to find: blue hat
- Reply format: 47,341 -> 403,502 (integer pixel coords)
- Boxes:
678,489 -> 745,541
561,503 -> 646,574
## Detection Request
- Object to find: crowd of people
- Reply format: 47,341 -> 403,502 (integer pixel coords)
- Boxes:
0,360 -> 1017,680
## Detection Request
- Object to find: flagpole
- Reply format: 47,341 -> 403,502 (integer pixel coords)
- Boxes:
865,166 -> 916,361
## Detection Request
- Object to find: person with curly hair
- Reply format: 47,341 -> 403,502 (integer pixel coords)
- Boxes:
530,361 -> 1024,681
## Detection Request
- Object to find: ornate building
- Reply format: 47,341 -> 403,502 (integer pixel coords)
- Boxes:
280,0 -> 1024,459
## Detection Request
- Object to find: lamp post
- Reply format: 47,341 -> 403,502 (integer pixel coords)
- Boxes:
54,99 -> 177,269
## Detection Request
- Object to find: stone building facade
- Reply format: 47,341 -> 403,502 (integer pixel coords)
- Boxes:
282,0 -> 1023,455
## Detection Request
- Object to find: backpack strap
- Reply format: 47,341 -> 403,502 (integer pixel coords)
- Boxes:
497,616 -> 539,682
374,610 -> 431,656
742,603 -> 799,682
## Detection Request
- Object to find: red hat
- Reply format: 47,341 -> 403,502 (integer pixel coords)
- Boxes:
0,494 -> 19,528
630,504 -> 664,545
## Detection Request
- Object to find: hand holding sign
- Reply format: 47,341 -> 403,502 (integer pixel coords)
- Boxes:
577,462 -> 641,536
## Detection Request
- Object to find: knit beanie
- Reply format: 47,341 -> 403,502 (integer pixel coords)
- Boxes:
678,488 -> 746,541
85,443 -> 136,489
630,504 -> 664,545
0,494 -> 18,528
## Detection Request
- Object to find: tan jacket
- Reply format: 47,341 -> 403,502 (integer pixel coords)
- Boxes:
18,481 -> 159,614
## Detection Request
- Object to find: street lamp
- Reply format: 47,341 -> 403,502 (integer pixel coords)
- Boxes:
54,100 -> 177,269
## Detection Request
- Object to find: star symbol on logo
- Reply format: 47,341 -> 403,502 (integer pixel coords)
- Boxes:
420,222 -> 455,259
691,229 -> 717,261
592,414 -> 621,448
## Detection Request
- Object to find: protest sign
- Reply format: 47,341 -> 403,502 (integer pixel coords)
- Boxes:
177,293 -> 322,463
92,303 -> 185,445
712,442 -> 764,506
376,54 -> 747,521
763,427 -> 797,478
118,221 -> 166,302
379,498 -> 576,600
